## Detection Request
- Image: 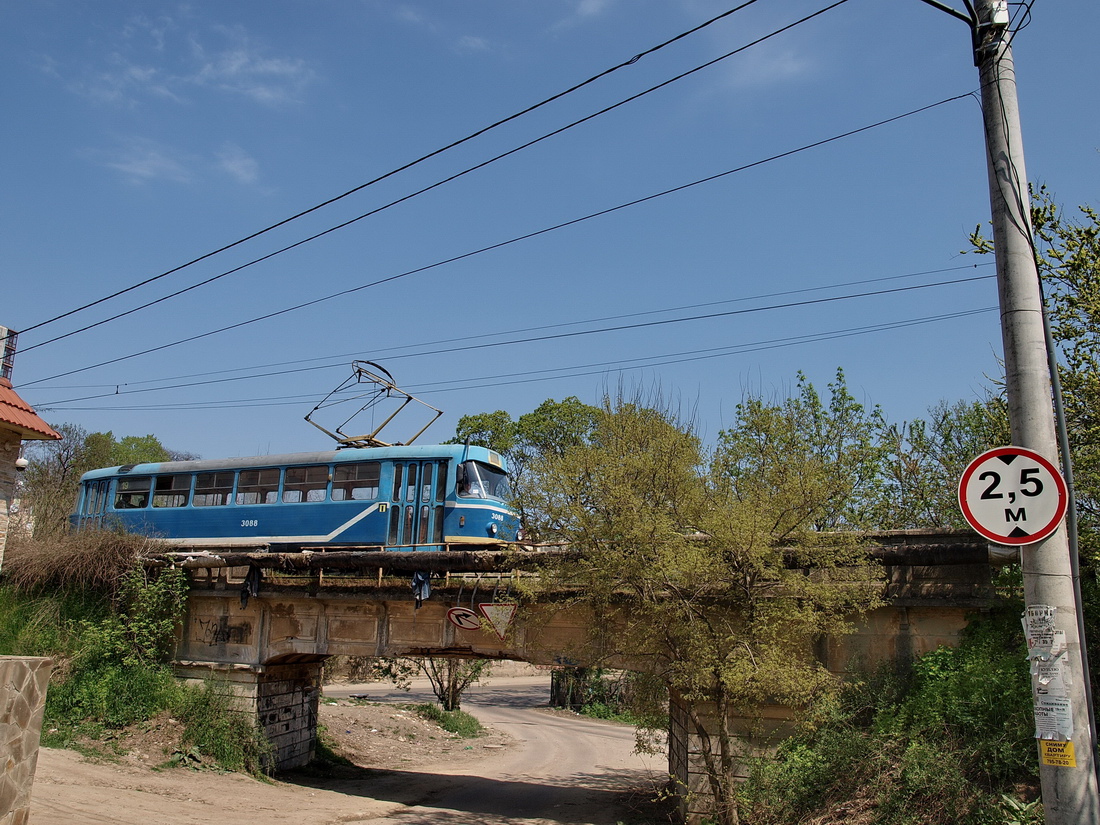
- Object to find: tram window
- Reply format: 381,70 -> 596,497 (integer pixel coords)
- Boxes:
81,483 -> 98,515
434,464 -> 444,504
434,505 -> 444,543
392,464 -> 403,502
332,462 -> 380,501
236,468 -> 280,505
85,482 -> 105,515
418,505 -> 430,543
421,464 -> 434,501
153,475 -> 190,508
194,472 -> 234,507
405,465 -> 418,502
457,461 -> 510,500
284,465 -> 328,503
114,476 -> 151,509
388,506 -> 400,545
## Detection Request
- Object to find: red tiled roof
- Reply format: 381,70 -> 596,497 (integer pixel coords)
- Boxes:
0,378 -> 60,440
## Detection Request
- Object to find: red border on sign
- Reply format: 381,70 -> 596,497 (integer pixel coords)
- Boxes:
446,606 -> 482,631
958,446 -> 1068,545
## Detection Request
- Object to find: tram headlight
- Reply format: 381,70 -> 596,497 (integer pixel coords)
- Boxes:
487,522 -> 498,537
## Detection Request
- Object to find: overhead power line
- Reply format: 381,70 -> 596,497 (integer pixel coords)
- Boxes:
19,0 -> 855,356
35,271 -> 994,405
38,262 -> 993,392
13,0 -> 768,344
20,90 -> 974,390
39,306 -> 997,412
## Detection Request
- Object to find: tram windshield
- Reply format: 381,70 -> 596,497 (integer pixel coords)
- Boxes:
457,461 -> 511,501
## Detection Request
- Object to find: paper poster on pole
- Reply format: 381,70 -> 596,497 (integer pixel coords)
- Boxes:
1033,657 -> 1071,698
1034,697 -> 1075,740
1040,739 -> 1078,768
1022,605 -> 1067,660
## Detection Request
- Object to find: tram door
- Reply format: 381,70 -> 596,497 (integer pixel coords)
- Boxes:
387,461 -> 446,549
79,480 -> 111,528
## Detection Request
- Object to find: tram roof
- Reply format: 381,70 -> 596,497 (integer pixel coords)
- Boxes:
78,443 -> 506,480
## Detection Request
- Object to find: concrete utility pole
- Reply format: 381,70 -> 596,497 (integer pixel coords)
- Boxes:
969,0 -> 1100,820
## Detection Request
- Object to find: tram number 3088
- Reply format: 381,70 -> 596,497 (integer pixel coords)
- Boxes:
241,519 -> 259,528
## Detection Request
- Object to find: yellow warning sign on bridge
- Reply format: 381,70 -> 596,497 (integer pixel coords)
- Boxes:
1039,739 -> 1077,767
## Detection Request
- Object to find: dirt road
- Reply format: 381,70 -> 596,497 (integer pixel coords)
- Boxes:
30,674 -> 668,824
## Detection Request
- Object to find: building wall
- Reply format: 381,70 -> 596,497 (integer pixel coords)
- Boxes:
0,656 -> 53,825
0,430 -> 21,573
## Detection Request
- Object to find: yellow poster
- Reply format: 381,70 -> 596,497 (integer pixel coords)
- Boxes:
1039,739 -> 1077,768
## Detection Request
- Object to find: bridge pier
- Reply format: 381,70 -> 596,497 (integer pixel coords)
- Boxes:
175,657 -> 326,771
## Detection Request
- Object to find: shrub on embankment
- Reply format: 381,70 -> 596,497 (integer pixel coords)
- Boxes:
740,594 -> 1041,825
0,531 -> 271,773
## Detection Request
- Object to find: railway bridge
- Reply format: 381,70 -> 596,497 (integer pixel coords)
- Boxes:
170,529 -> 1007,818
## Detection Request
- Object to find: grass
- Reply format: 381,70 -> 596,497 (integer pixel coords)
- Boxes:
411,703 -> 485,738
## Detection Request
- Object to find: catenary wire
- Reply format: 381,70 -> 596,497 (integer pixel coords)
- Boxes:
20,0 -> 855,356
8,0 -> 767,345
35,272 -> 995,405
21,90 -> 973,389
37,261 -> 994,392
40,306 -> 997,411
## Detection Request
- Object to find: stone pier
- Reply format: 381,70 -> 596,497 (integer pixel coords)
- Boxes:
175,657 -> 326,771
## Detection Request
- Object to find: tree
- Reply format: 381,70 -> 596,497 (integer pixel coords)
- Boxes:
518,391 -> 882,825
873,397 -> 1009,529
21,423 -> 99,540
970,186 -> 1100,534
419,657 -> 491,711
715,370 -> 887,535
451,397 -> 600,539
370,656 -> 490,711
448,410 -> 516,456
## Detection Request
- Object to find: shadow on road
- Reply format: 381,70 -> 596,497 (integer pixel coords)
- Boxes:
283,763 -> 668,824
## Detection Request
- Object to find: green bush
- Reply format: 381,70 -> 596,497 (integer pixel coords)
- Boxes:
741,603 -> 1039,825
46,664 -> 179,735
0,557 -> 271,775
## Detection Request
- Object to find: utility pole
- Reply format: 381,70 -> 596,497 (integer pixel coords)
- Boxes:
965,0 -> 1100,820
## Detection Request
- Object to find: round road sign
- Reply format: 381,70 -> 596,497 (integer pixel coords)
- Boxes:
446,607 -> 481,631
958,446 -> 1068,545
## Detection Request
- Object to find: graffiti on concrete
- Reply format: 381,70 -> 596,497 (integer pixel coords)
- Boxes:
196,616 -> 253,646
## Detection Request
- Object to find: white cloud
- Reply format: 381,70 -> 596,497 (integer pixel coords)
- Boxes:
188,26 -> 315,106
54,15 -> 314,108
456,35 -> 490,53
217,142 -> 259,185
575,0 -> 615,19
100,138 -> 193,184
552,0 -> 617,31
721,44 -> 814,90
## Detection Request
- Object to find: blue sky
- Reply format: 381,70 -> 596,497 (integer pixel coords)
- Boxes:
3,0 -> 1097,459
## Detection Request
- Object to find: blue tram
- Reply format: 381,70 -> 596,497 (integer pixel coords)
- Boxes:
71,443 -> 520,550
